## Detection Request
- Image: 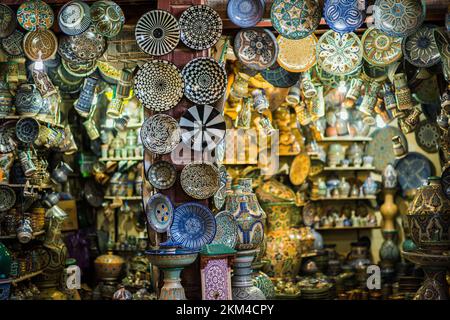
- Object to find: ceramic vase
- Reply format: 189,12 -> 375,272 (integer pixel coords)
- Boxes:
252,262 -> 275,299
392,136 -> 407,159
232,250 -> 266,300
359,81 -> 381,116
383,164 -> 398,189
383,82 -> 397,113
235,97 -> 252,129
345,78 -> 363,107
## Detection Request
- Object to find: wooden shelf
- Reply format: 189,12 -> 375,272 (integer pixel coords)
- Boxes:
319,137 -> 372,142
323,166 -> 375,171
312,196 -> 377,201
0,230 -> 45,240
104,196 -> 141,201
99,157 -> 143,162
316,226 -> 381,231
11,270 -> 44,284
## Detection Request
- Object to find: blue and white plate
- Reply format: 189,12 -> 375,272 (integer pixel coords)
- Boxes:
402,25 -> 441,68
394,152 -> 434,196
146,193 -> 174,233
170,202 -> 216,250
323,0 -> 366,33
227,0 -> 264,28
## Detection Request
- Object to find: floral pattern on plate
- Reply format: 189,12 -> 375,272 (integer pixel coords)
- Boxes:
277,34 -> 317,73
90,0 -> 125,38
211,210 -> 238,249
0,185 -> 16,212
1,30 -> 24,57
69,25 -> 106,61
180,162 -> 220,200
17,0 -> 54,31
58,0 -> 91,36
362,27 -> 403,66
140,114 -> 180,155
403,25 -> 441,68
260,62 -> 301,88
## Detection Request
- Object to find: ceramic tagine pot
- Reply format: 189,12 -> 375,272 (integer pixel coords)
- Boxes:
94,249 -> 125,282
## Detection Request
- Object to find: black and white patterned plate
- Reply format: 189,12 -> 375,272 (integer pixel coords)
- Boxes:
134,59 -> 184,111
415,120 -> 440,153
140,114 -> 181,155
135,10 -> 180,56
179,5 -> 222,50
146,160 -> 177,190
180,161 -> 220,200
179,105 -> 226,151
182,57 -> 227,104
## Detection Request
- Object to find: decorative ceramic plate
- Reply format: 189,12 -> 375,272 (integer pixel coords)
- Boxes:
1,30 -> 24,57
415,120 -> 440,153
441,166 -> 450,200
179,5 -> 222,50
366,126 -> 408,172
271,0 -> 321,40
0,4 -> 17,38
362,60 -> 388,82
317,30 -> 362,76
17,0 -> 54,31
227,0 -> 264,28
146,193 -> 174,233
58,0 -> 91,36
180,162 -> 220,199
323,0 -> 366,33
90,0 -> 125,38
260,62 -> 300,88
58,36 -> 84,63
179,105 -> 226,152
140,114 -> 180,155
403,25 -> 441,68
362,27 -> 403,66
394,152 -> 433,195
302,201 -> 315,227
182,57 -> 227,105
211,210 -> 238,249
23,30 -> 58,61
0,185 -> 16,212
62,57 -> 97,77
0,121 -> 18,154
315,63 -> 361,88
134,60 -> 184,111
234,28 -> 278,71
277,34 -> 317,73
69,25 -> 106,61
170,202 -> 216,250
374,0 -> 425,37
147,161 -> 177,190
135,10 -> 179,56
15,118 -> 39,144
47,65 -> 83,94
214,165 -> 228,210
289,153 -> 311,186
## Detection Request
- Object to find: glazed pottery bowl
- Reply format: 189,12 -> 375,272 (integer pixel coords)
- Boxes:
406,213 -> 450,253
146,249 -> 198,269
58,0 -> 91,36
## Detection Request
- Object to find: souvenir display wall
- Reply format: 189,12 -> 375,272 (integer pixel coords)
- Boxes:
0,0 -> 450,301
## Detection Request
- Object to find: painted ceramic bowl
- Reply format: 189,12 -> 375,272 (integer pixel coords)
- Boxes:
17,0 -> 54,31
362,27 -> 403,66
140,113 -> 181,155
323,0 -> 366,33
0,4 -> 17,38
145,193 -> 174,233
146,161 -> 177,190
90,0 -> 125,38
1,30 -> 24,57
227,0 -> 265,28
180,162 -> 220,200
403,25 -> 441,68
62,58 -> 97,77
58,0 -> 91,36
69,25 -> 106,61
23,30 -> 58,61
15,117 -> 40,144
146,249 -> 198,269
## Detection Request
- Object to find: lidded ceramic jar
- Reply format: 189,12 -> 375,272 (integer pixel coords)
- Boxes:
15,84 -> 43,116
0,81 -> 14,116
94,250 -> 125,281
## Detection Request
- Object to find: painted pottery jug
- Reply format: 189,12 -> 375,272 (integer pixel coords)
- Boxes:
433,29 -> 450,82
339,177 -> 351,197
16,218 -> 33,244
74,77 -> 98,117
394,73 -> 414,111
359,81 -> 381,116
346,143 -> 363,166
363,177 -> 378,195
51,162 -> 73,184
15,84 -> 43,116
383,82 -> 397,113
94,251 -> 125,281
0,81 -> 14,116
252,89 -> 269,113
235,97 -> 252,129
327,143 -> 345,167
402,107 -> 422,133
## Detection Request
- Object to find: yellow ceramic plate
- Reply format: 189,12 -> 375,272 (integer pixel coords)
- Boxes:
277,34 -> 317,73
289,152 -> 311,185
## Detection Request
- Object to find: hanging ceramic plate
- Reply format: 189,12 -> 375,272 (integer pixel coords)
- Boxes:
180,162 -> 220,200
362,27 -> 403,66
402,25 -> 441,68
233,28 -> 279,71
214,165 -> 228,210
69,25 -> 106,61
323,0 -> 366,33
413,75 -> 440,105
23,30 -> 58,61
58,0 -> 91,36
0,121 -> 18,154
0,185 -> 16,212
90,0 -> 125,38
260,62 -> 300,88
1,30 -> 24,57
317,30 -> 362,76
374,0 -> 425,38
415,120 -> 440,153
366,126 -> 408,172
145,193 -> 174,233
182,57 -> 227,105
277,34 -> 317,73
140,114 -> 180,155
170,202 -> 216,250
135,10 -> 179,56
227,0 -> 264,28
179,5 -> 222,50
211,210 -> 238,249
179,105 -> 226,152
58,36 -> 84,63
315,64 -> 362,88
134,60 -> 184,111
289,153 -> 311,186
0,4 -> 17,38
302,201 -> 315,227
17,0 -> 54,31
271,0 -> 321,40
146,161 -> 177,190
62,57 -> 97,77
441,166 -> 450,200
394,152 -> 434,195
47,65 -> 83,94
15,117 -> 39,144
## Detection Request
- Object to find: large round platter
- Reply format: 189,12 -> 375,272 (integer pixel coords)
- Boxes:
179,5 -> 222,50
234,28 -> 278,71
170,202 -> 216,250
0,121 -> 18,154
62,58 -> 97,77
227,0 -> 264,28
260,62 -> 300,88
48,65 -> 83,94
180,162 -> 220,200
58,0 -> 91,36
69,25 -> 106,61
323,0 -> 366,33
441,166 -> 450,200
23,30 -> 58,61
15,117 -> 39,144
366,126 -> 408,172
317,30 -> 362,76
134,60 -> 184,111
362,27 -> 403,66
179,105 -> 226,151
17,0 -> 54,32
402,25 -> 441,68
414,120 -> 440,153
0,4 -> 17,38
394,152 -> 434,195
146,160 -> 177,190
182,57 -> 227,105
374,0 -> 425,38
277,34 -> 317,73
140,114 -> 180,155
211,210 -> 238,249
135,10 -> 179,56
1,30 -> 25,57
145,193 -> 174,233
90,0 -> 125,38
0,185 -> 16,212
58,36 -> 84,63
271,0 -> 321,40
289,153 -> 311,186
